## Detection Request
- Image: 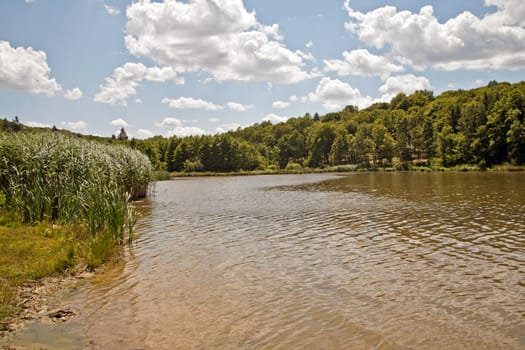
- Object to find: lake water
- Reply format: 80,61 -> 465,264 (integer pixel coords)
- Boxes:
9,173 -> 525,349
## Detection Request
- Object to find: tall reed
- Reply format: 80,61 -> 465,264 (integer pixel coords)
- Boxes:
0,131 -> 152,243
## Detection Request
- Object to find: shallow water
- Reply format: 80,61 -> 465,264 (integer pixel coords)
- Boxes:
10,173 -> 525,349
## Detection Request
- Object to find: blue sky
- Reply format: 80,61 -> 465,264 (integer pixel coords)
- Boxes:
1,0 -> 524,138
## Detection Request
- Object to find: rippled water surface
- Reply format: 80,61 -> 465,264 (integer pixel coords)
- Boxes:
11,173 -> 525,349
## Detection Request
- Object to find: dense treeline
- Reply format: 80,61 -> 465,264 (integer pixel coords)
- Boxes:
2,81 -> 524,173
129,81 -> 524,172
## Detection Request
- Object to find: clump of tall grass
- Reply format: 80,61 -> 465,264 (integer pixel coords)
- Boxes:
0,131 -> 152,244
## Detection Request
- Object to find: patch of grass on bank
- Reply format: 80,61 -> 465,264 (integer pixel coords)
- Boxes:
0,225 -> 74,282
491,163 -> 525,172
0,222 -> 123,327
151,170 -> 172,181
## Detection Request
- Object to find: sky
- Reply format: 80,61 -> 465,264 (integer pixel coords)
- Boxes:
0,0 -> 524,139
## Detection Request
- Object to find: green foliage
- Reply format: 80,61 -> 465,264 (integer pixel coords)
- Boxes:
143,81 -> 524,172
5,81 -> 523,176
0,132 -> 152,241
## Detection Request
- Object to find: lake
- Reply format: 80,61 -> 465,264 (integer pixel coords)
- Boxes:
10,172 -> 525,349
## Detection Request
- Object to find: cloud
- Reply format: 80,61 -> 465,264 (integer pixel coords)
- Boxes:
136,128 -> 154,138
306,40 -> 313,49
484,0 -> 525,27
272,100 -> 290,109
24,121 -> 51,128
64,87 -> 82,100
167,126 -> 207,137
104,4 -> 120,16
343,0 -> 525,70
378,74 -> 432,99
289,95 -> 299,102
110,118 -> 128,127
324,49 -> 403,78
94,62 -> 178,106
157,117 -> 183,127
226,102 -> 253,112
161,97 -> 252,112
307,77 -> 372,110
0,40 -> 62,95
145,66 -> 183,83
135,98 -> 142,104
215,123 -> 242,134
124,0 -> 315,84
263,113 -> 288,124
61,120 -> 87,130
208,118 -> 220,123
162,97 -> 223,110
156,117 -> 205,137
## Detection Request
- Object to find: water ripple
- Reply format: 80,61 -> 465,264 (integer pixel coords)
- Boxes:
10,173 -> 525,349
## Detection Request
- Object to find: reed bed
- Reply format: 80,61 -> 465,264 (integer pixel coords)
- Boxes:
0,132 -> 152,244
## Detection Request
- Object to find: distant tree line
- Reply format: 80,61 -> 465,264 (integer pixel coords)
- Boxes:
128,81 -> 524,171
2,81 -> 524,172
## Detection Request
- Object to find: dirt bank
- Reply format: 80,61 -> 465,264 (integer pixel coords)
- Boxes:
0,270 -> 95,348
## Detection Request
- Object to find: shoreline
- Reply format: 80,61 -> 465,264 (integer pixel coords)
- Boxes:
0,261 -> 122,349
0,270 -> 91,347
168,164 -> 525,178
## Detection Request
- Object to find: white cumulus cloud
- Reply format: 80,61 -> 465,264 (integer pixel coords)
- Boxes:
94,62 -> 178,106
104,4 -> 120,16
110,118 -> 128,127
156,117 -> 205,137
215,123 -> 242,134
272,100 -> 290,109
61,120 -> 87,130
162,97 -> 223,111
157,117 -> 183,127
0,40 -> 62,95
64,88 -> 83,100
343,0 -> 525,70
167,126 -> 207,137
136,129 -> 154,138
378,74 -> 432,101
226,102 -> 253,112
324,49 -> 404,78
24,121 -> 51,128
307,77 -> 372,111
124,0 -> 315,84
263,113 -> 288,124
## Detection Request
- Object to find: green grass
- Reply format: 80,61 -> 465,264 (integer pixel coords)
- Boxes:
151,170 -> 172,181
0,224 -> 74,326
0,225 -> 75,281
491,163 -> 525,172
0,222 -> 124,326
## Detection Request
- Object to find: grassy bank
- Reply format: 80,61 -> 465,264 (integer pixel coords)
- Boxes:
0,131 -> 152,328
0,222 -> 129,330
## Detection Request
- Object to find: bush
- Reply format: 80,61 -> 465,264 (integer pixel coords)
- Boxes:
285,162 -> 304,172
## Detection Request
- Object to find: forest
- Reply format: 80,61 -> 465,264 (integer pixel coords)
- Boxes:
2,81 -> 525,173
122,80 -> 524,173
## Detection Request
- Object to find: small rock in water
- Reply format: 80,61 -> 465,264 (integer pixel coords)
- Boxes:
47,308 -> 77,323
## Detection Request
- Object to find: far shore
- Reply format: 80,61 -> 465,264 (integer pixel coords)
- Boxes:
162,163 -> 525,178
